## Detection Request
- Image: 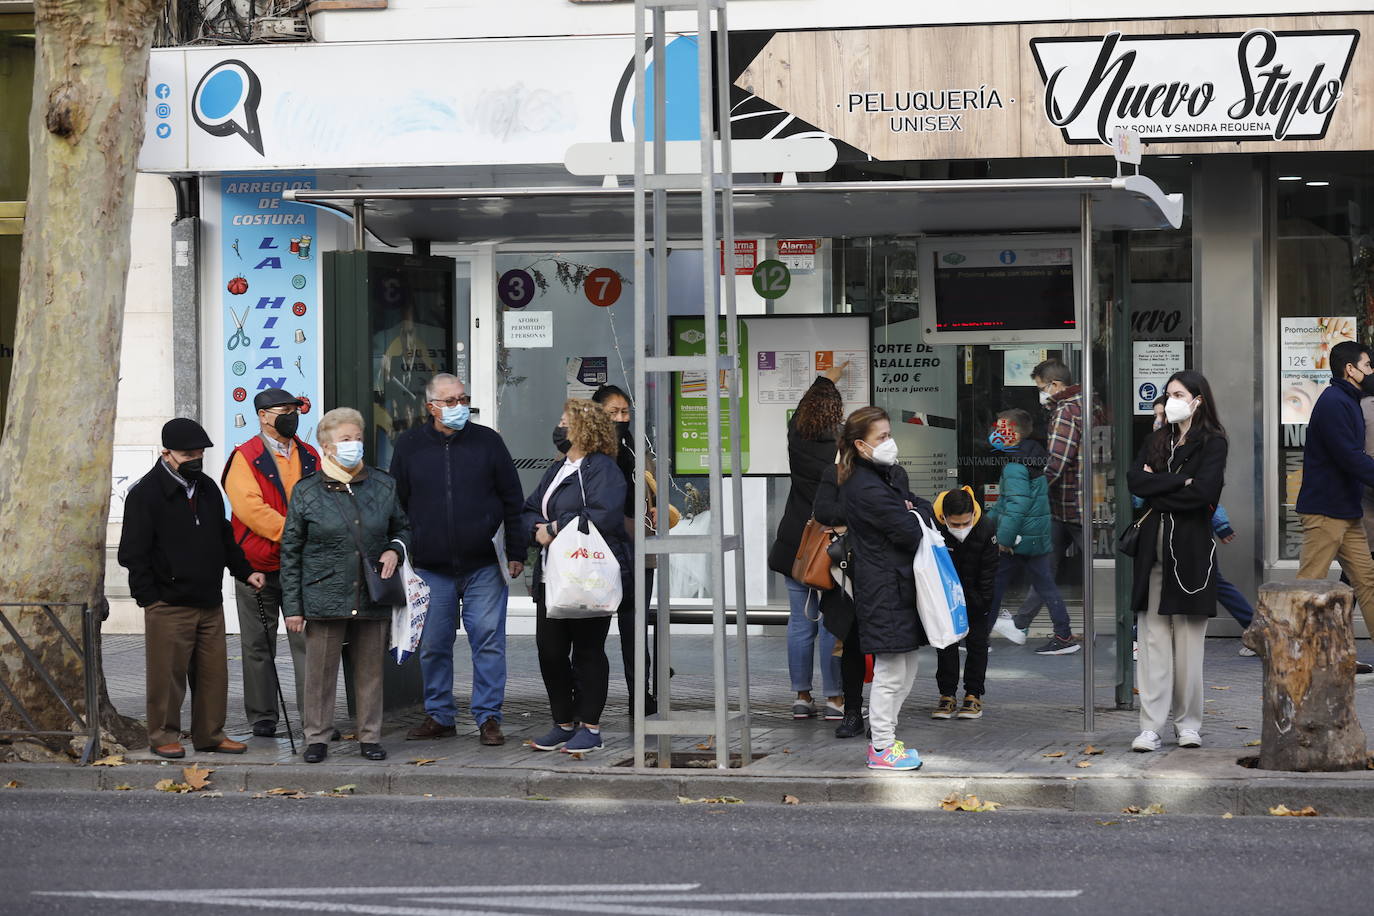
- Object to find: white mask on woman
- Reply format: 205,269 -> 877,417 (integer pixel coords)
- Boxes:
868,438 -> 899,466
1164,396 -> 1196,424
334,441 -> 364,467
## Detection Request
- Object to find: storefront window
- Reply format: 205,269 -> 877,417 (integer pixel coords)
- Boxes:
1274,153 -> 1374,559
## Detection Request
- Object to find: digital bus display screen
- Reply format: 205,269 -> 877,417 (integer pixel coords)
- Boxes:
931,246 -> 1076,334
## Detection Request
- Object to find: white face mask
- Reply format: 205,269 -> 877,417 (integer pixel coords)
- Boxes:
334,440 -> 364,467
868,438 -> 899,466
947,525 -> 972,542
1038,389 -> 1053,407
1164,396 -> 1196,424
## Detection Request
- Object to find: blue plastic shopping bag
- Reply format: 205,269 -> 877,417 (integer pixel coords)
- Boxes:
912,515 -> 970,648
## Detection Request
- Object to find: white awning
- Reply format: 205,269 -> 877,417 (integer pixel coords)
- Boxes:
284,175 -> 1183,247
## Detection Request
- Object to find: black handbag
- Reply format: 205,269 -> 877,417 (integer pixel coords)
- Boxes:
327,485 -> 406,606
1116,508 -> 1152,558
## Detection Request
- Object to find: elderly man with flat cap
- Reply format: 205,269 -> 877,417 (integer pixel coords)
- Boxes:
223,388 -> 320,737
118,419 -> 266,758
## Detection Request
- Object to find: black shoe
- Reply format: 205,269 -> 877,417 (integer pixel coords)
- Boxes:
834,710 -> 864,739
1357,662 -> 1373,675
303,743 -> 327,764
251,720 -> 276,738
330,729 -> 342,741
360,743 -> 387,761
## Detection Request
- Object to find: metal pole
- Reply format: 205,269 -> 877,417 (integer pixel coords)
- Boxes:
352,199 -> 366,252
1079,192 -> 1096,733
631,0 -> 649,770
1111,232 -> 1136,709
80,604 -> 99,765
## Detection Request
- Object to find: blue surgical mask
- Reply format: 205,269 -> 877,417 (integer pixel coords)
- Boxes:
440,403 -> 470,430
334,441 -> 364,467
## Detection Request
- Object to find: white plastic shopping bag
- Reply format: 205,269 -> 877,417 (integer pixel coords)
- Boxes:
390,548 -> 431,664
912,514 -> 969,649
544,515 -> 622,619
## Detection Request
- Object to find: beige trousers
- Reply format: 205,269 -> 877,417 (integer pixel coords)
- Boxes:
144,604 -> 228,749
1296,513 -> 1374,637
303,617 -> 387,745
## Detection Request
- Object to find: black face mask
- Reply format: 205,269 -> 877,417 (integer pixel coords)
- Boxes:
552,425 -> 572,454
177,458 -> 203,476
1360,374 -> 1374,398
272,411 -> 299,440
614,420 -> 632,449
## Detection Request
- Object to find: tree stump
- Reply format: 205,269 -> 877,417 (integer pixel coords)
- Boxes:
1243,580 -> 1369,771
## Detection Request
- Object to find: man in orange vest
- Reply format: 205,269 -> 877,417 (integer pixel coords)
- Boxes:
223,388 -> 320,737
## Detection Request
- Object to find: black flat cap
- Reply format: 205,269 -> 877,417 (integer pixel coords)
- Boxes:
253,388 -> 304,411
162,418 -> 214,451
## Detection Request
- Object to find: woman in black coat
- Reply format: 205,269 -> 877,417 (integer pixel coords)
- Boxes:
1126,370 -> 1228,754
837,406 -> 931,771
766,367 -> 846,720
523,399 -> 628,757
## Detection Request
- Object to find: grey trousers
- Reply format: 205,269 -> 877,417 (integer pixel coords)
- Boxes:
234,573 -> 306,724
303,617 -> 387,745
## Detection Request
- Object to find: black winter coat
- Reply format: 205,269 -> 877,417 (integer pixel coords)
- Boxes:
767,379 -> 840,576
938,516 -> 999,625
523,452 -> 631,588
812,465 -> 855,642
1127,432 -> 1228,617
390,421 -> 527,575
839,459 -> 933,653
118,462 -> 256,608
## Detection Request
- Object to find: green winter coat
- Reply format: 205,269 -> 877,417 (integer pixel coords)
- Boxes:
280,468 -> 411,621
988,441 -> 1053,557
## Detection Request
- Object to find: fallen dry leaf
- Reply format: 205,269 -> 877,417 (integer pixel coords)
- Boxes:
1096,819 -> 1119,826
1235,725 -> 1251,730
1269,804 -> 1319,817
1245,740 -> 1261,747
565,752 -> 585,760
333,784 -> 357,795
342,733 -> 358,740
199,791 -> 224,798
408,757 -> 442,766
113,784 -> 133,791
1210,685 -> 1232,691
1042,751 -> 1066,758
4,780 -> 19,789
265,786 -> 309,798
91,754 -> 127,767
782,795 -> 800,806
1075,760 -> 1093,768
153,778 -> 192,794
940,793 -> 1002,812
182,765 -> 213,791
1222,812 -> 1234,819
1083,745 -> 1105,755
525,794 -> 552,802
1122,803 -> 1166,815
679,795 -> 744,805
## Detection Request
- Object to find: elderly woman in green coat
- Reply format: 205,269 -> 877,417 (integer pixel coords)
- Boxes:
281,407 -> 410,764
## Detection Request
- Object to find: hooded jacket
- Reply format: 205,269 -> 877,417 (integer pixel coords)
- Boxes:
987,438 -> 1053,556
933,487 -> 1000,624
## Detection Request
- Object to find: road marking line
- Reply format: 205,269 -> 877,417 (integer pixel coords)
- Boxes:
35,884 -> 698,900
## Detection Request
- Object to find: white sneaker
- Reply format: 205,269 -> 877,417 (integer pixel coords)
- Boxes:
1176,729 -> 1202,748
992,613 -> 1027,645
1131,730 -> 1163,752
1238,645 -> 1256,657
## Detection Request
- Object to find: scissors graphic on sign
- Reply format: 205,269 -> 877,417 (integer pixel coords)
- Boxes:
227,306 -> 250,350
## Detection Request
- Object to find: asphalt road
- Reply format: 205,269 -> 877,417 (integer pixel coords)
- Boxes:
3,790 -> 1372,915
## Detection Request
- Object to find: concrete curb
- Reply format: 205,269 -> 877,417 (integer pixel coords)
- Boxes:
3,761 -> 1373,817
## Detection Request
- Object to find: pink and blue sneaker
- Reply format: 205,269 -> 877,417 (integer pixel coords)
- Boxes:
866,740 -> 922,770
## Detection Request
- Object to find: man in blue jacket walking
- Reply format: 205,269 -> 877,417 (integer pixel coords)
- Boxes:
1296,340 -> 1374,668
390,374 -> 528,745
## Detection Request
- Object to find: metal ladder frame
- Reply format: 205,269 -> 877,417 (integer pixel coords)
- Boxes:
631,0 -> 752,770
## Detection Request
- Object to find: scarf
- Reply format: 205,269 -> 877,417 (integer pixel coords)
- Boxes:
321,454 -> 363,485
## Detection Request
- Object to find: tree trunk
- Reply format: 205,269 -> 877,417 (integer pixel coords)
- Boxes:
1243,580 -> 1369,772
0,0 -> 162,750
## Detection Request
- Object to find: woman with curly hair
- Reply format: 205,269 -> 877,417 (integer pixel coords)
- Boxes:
766,362 -> 848,720
522,399 -> 629,755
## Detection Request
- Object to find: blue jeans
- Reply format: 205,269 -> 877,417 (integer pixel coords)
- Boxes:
1015,519 -> 1082,624
417,564 -> 509,727
784,576 -> 840,697
999,552 -> 1071,639
1215,565 -> 1254,627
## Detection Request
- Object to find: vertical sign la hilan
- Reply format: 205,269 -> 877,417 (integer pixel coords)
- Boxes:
221,176 -> 320,453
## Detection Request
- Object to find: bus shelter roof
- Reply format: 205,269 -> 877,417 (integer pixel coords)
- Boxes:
283,174 -> 1182,247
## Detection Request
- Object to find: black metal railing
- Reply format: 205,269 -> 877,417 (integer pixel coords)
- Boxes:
0,603 -> 99,765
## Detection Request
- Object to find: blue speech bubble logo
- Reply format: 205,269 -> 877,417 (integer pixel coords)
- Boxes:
192,60 -> 264,155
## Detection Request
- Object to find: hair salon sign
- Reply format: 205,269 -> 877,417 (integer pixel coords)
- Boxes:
1031,29 -> 1358,145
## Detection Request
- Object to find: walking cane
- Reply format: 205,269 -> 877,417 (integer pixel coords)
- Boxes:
254,590 -> 297,753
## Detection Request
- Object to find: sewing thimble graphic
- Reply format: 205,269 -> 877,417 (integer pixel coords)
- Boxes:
294,328 -> 307,344
233,413 -> 246,428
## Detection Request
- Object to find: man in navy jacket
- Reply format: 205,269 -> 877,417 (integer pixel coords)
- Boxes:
390,374 -> 527,745
1296,340 -> 1374,663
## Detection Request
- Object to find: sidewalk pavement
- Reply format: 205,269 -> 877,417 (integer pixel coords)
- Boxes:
4,632 -> 1373,816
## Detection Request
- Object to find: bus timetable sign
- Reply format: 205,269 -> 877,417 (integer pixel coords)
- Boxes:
1031,28 -> 1360,144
